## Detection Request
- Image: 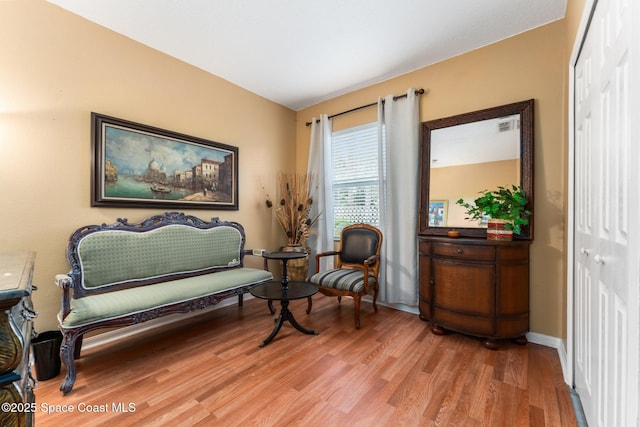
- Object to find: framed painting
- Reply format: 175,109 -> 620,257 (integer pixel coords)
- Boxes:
91,113 -> 238,210
428,200 -> 448,226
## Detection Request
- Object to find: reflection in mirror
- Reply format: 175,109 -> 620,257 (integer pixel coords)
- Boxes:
430,114 -> 521,228
418,99 -> 534,239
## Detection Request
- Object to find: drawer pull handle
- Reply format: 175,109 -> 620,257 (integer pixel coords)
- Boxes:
456,249 -> 463,254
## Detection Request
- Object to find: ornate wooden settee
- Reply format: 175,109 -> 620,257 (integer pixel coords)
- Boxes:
55,212 -> 272,394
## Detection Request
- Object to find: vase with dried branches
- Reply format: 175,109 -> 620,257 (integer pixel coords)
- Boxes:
265,172 -> 320,280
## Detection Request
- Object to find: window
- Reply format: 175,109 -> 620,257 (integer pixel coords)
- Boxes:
331,122 -> 385,238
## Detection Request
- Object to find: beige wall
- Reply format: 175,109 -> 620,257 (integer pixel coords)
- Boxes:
566,0 -> 588,52
0,2 -> 296,331
296,20 -> 568,338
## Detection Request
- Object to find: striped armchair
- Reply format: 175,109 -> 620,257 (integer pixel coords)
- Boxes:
308,223 -> 383,329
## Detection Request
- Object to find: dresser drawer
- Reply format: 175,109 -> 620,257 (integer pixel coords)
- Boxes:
433,308 -> 495,336
433,242 -> 495,261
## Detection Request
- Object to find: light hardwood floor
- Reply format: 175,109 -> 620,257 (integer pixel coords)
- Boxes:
34,295 -> 577,426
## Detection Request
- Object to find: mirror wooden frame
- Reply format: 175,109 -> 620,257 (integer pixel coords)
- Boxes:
418,99 -> 534,240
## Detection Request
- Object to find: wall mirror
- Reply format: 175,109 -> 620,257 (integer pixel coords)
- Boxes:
418,99 -> 534,240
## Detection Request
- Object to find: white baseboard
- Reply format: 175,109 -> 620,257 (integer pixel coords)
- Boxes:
527,331 -> 570,385
373,299 -> 419,315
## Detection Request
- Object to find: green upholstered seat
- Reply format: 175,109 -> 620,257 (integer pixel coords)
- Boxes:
60,267 -> 272,328
57,213 -> 273,394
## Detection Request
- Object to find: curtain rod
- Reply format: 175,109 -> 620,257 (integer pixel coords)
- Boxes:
305,88 -> 425,127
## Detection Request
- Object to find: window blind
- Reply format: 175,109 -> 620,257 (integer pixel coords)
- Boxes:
331,122 -> 383,237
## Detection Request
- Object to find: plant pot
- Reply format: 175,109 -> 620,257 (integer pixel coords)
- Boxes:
486,219 -> 513,241
280,244 -> 310,281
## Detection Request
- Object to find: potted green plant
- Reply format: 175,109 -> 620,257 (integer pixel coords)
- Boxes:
456,185 -> 531,239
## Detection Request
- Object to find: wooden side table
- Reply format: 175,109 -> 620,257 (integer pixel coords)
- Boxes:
251,251 -> 317,346
250,281 -> 318,347
262,250 -> 310,314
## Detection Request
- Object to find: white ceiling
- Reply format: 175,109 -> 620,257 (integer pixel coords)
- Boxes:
48,0 -> 566,111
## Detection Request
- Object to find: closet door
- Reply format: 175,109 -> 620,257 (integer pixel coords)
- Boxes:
573,0 -> 639,425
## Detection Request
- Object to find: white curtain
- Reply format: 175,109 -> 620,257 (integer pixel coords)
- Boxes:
307,114 -> 333,274
377,89 -> 420,305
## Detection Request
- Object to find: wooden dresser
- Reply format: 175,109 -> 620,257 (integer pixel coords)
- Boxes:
418,237 -> 530,349
0,252 -> 37,427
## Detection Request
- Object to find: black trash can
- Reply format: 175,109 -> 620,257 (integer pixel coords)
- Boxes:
31,331 -> 62,381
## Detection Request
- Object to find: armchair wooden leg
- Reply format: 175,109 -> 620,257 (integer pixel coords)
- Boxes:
354,296 -> 361,329
306,295 -> 312,314
372,285 -> 379,312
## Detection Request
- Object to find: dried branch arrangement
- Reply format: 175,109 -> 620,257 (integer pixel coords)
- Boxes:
266,172 -> 320,246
